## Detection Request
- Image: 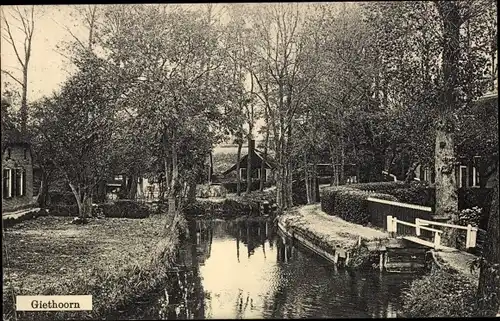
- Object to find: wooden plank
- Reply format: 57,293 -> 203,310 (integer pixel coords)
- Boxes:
418,219 -> 478,231
367,197 -> 433,212
395,219 -> 443,233
402,236 -> 458,252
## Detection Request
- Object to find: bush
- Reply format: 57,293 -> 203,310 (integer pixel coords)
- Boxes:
97,200 -> 150,219
384,187 -> 434,207
49,191 -> 77,205
48,205 -> 79,217
320,186 -> 397,225
347,181 -> 405,192
401,269 -> 479,317
196,184 -> 227,198
222,180 -> 272,193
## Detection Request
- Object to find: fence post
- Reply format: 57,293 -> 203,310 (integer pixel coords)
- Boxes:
465,224 -> 472,249
469,227 -> 477,248
387,216 -> 393,233
392,217 -> 398,236
415,218 -> 421,236
434,232 -> 441,249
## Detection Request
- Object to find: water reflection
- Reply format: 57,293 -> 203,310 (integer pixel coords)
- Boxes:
129,218 -> 418,319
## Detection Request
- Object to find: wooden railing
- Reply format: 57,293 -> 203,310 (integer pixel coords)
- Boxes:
386,215 -> 478,250
416,218 -> 478,249
387,215 -> 444,249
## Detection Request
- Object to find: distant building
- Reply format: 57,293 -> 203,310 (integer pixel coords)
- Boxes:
221,140 -> 277,183
2,97 -> 35,213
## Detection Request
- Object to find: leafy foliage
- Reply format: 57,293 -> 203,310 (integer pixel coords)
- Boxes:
401,269 -> 479,317
320,186 -> 397,225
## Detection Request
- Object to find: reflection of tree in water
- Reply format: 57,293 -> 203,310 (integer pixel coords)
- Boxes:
226,219 -> 274,259
151,219 -> 212,319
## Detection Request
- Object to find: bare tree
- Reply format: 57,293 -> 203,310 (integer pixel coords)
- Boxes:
1,6 -> 35,135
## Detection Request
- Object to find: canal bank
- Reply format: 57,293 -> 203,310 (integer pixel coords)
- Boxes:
277,205 -> 431,272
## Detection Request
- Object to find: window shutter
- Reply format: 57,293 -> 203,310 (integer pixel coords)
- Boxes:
11,169 -> 16,197
2,169 -> 8,199
22,169 -> 26,196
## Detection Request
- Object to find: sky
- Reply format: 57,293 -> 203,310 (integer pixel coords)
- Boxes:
1,4 -> 231,102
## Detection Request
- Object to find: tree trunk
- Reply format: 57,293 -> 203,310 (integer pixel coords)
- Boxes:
340,134 -> 345,185
21,67 -> 28,136
246,135 -> 253,194
476,161 -> 500,316
96,178 -> 106,203
304,153 -> 311,204
128,172 -> 138,200
312,162 -> 318,202
69,183 -> 83,217
208,151 -> 213,184
187,180 -> 197,202
69,183 -> 91,218
236,141 -> 242,196
168,144 -> 178,216
260,122 -> 270,191
435,1 -> 461,246
329,145 -> 335,186
37,169 -> 50,209
434,115 -> 459,245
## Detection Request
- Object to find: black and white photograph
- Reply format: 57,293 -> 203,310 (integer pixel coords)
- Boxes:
1,2 -> 498,319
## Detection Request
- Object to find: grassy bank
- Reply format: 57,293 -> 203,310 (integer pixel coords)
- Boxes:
401,269 -> 479,317
2,213 -> 184,321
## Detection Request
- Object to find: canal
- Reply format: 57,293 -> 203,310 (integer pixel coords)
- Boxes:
125,218 -> 420,319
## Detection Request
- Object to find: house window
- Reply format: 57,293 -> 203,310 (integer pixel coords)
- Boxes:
472,156 -> 481,187
15,168 -> 25,196
3,169 -> 12,198
472,166 -> 480,187
423,167 -> 431,182
459,165 -> 468,188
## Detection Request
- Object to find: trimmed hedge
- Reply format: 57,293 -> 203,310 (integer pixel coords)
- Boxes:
320,186 -> 398,225
384,187 -> 434,207
97,200 -> 150,219
346,181 -> 405,192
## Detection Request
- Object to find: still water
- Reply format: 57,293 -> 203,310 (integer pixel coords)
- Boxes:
127,218 -> 419,319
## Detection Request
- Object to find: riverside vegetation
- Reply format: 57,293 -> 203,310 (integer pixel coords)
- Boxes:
2,212 -> 184,321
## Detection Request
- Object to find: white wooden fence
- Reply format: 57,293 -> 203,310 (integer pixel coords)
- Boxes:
386,216 -> 478,250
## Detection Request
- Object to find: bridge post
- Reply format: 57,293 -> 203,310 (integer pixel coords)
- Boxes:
386,216 -> 393,233
466,225 -> 477,249
415,218 -> 421,236
433,232 -> 441,249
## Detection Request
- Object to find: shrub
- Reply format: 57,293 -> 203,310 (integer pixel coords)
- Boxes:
401,269 -> 479,317
47,204 -> 79,217
97,200 -> 150,219
347,181 -> 405,192
384,187 -> 434,207
196,184 -> 227,198
321,186 -> 397,225
221,180 -> 271,193
48,191 -> 77,205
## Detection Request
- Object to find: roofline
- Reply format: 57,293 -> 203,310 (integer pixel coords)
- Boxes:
475,91 -> 498,103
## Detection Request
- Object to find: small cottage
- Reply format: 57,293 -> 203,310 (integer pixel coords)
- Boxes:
221,140 -> 277,183
2,97 -> 35,213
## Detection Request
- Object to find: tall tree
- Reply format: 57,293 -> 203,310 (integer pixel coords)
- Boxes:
1,6 -> 36,135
